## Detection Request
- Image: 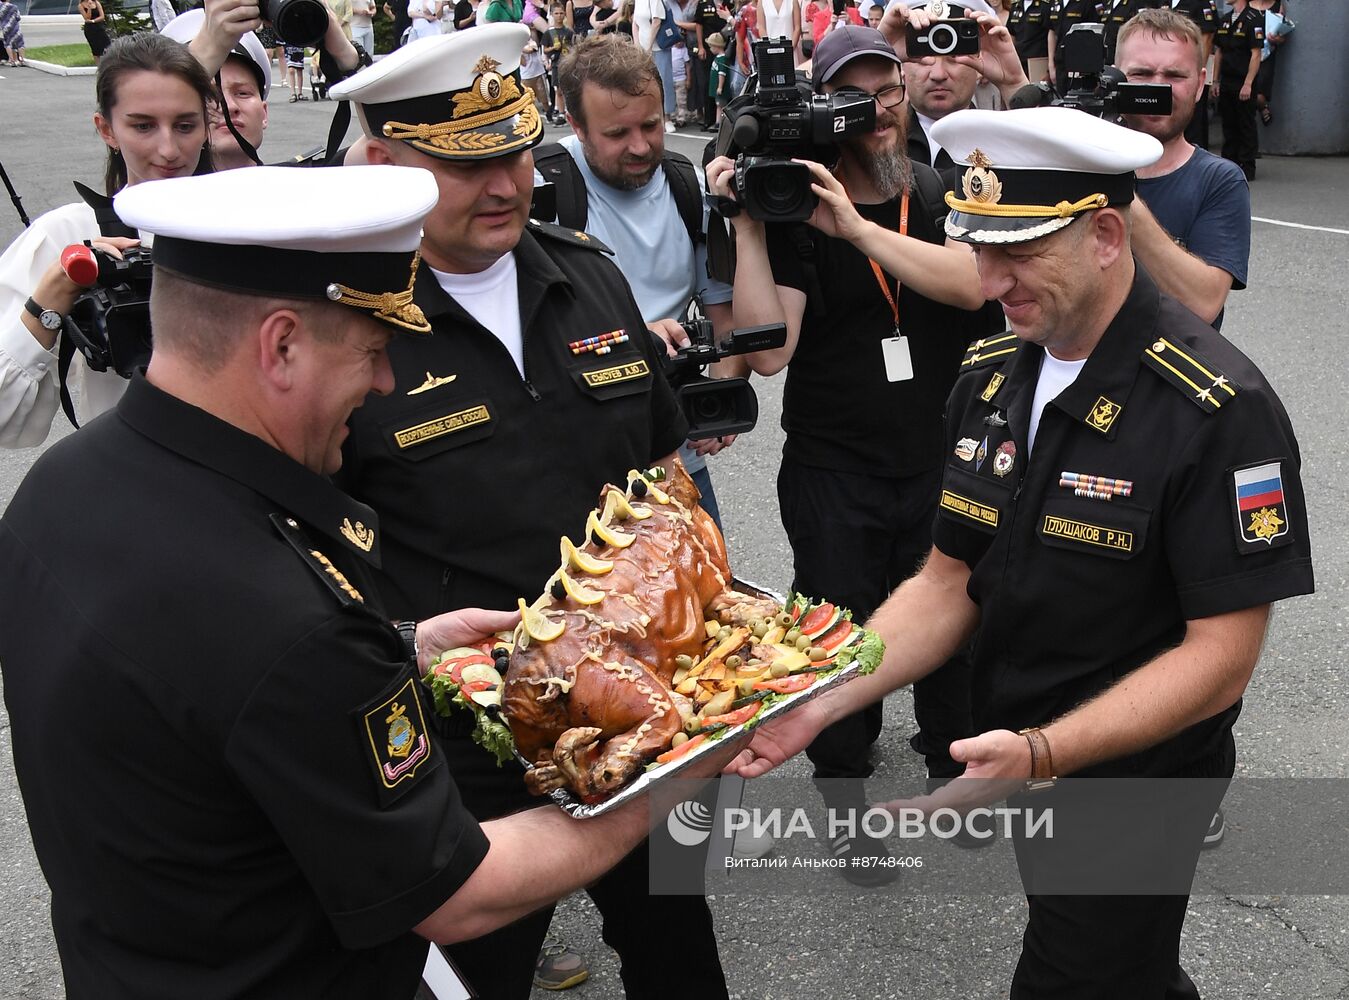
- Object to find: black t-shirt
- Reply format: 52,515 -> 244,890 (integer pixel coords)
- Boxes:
1167,0 -> 1217,35
932,267 -> 1314,776
0,377 -> 489,999
766,167 -> 981,477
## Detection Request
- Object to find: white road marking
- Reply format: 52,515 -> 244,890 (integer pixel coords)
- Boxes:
1253,216 -> 1349,236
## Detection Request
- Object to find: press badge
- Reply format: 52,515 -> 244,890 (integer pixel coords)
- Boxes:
882,334 -> 914,382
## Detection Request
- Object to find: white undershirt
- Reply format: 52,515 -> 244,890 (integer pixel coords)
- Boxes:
431,253 -> 524,378
1028,351 -> 1087,455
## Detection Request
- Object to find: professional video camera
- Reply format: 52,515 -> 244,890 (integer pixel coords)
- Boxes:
60,242 -> 154,380
1012,23 -> 1171,121
661,316 -> 786,438
719,37 -> 875,223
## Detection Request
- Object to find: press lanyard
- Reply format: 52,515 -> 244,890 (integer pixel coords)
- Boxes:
866,190 -> 910,331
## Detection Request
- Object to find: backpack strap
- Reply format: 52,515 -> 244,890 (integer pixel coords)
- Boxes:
659,149 -> 704,248
531,141 -> 589,230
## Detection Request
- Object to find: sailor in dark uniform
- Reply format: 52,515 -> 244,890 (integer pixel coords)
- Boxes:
0,164 -> 671,1000
729,106 -> 1314,999
328,26 -> 728,1000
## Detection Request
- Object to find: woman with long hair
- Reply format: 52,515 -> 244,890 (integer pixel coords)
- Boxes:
79,0 -> 111,59
0,32 -> 214,447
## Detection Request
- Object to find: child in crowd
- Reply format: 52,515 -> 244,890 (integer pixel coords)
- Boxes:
707,30 -> 730,124
520,36 -> 549,114
284,44 -> 307,101
671,36 -> 690,125
541,2 -> 574,124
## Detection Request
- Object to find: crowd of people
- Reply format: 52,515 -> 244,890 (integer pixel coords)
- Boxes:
0,1 -> 1318,999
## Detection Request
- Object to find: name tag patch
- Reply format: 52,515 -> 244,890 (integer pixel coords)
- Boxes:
1041,514 -> 1134,553
394,404 -> 492,449
582,359 -> 650,388
940,489 -> 1000,528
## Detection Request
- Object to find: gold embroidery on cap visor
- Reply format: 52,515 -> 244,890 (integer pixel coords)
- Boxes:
379,66 -> 543,159
326,251 -> 430,334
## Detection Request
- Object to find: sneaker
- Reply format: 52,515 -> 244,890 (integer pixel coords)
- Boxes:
664,120 -> 676,133
1202,808 -> 1225,849
533,939 -> 589,991
731,825 -> 776,860
830,828 -> 901,888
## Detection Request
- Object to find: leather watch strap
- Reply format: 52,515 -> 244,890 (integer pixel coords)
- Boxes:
395,620 -> 419,665
1019,727 -> 1057,791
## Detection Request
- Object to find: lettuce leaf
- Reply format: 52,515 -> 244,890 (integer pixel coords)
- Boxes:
423,670 -> 517,766
837,627 -> 884,675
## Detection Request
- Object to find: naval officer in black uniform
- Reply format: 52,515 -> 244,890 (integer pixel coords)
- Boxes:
728,106 -> 1314,998
328,26 -> 728,1000
0,164 -> 703,1000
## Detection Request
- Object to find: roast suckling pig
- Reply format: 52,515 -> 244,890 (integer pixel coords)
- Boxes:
501,462 -> 779,801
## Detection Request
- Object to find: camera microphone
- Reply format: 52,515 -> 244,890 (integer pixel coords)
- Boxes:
60,244 -> 102,288
1008,82 -> 1053,110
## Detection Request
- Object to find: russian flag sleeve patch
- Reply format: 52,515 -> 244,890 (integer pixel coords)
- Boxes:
1230,460 -> 1292,553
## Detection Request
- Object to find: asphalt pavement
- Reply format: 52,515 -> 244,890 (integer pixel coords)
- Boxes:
1,62 -> 1347,1000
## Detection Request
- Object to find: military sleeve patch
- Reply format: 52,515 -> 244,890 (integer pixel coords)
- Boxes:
356,675 -> 440,807
1229,460 -> 1294,555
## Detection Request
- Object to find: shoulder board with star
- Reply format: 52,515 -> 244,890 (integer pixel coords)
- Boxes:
1141,336 -> 1240,415
270,513 -> 366,608
960,332 -> 1022,372
526,218 -> 614,255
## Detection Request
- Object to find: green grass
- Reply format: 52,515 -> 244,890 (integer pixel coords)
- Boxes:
24,44 -> 97,68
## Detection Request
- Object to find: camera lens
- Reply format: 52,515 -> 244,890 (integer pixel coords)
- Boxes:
267,0 -> 330,46
750,162 -> 811,219
928,23 -> 957,56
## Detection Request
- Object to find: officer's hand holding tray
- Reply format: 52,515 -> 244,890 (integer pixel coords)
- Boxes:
423,459 -> 885,816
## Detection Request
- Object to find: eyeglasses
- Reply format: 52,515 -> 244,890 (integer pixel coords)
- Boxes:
835,83 -> 907,109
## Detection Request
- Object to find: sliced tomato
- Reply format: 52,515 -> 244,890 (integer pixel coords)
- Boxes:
702,703 -> 763,729
433,653 -> 494,685
797,603 -> 837,637
789,602 -> 803,624
753,672 -> 817,694
461,678 -> 497,695
655,733 -> 707,764
816,620 -> 856,653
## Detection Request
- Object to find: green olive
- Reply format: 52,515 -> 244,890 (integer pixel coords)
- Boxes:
808,646 -> 828,662
784,628 -> 801,644
671,731 -> 689,747
776,612 -> 793,627
752,622 -> 769,639
674,653 -> 694,671
684,717 -> 700,734
718,627 -> 732,641
770,660 -> 790,678
726,654 -> 743,669
795,634 -> 812,650
737,678 -> 757,697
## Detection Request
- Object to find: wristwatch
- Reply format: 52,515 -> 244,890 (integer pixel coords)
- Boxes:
395,620 -> 420,664
24,297 -> 63,332
1019,727 -> 1057,792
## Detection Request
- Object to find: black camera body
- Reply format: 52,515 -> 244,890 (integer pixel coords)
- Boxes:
662,320 -> 786,438
65,244 -> 154,380
1050,23 -> 1173,120
721,37 -> 875,223
906,18 -> 980,58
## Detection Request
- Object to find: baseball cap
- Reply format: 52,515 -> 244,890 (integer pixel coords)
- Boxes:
811,25 -> 903,87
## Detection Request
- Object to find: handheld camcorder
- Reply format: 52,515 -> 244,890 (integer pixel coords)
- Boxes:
60,242 -> 154,380
1013,23 -> 1171,120
662,319 -> 787,438
905,18 -> 980,58
721,37 -> 875,223
268,0 -> 331,47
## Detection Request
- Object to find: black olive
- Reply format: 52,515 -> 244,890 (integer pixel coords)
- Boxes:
590,531 -> 605,548
550,579 -> 566,600
494,655 -> 510,672
492,646 -> 509,659
630,478 -> 648,497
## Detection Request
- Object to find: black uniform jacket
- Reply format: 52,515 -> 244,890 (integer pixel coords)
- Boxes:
339,221 -> 688,620
933,265 -> 1314,777
0,377 -> 488,1000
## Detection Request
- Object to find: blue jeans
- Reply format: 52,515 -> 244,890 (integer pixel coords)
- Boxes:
351,24 -> 374,55
652,45 -> 676,116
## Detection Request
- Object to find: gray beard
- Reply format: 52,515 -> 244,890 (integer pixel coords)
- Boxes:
865,146 -> 913,202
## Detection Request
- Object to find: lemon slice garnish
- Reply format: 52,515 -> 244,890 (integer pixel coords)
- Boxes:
604,486 -> 652,522
627,468 -> 669,504
586,509 -> 635,549
519,597 -> 565,642
562,535 -> 613,575
556,568 -> 605,605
